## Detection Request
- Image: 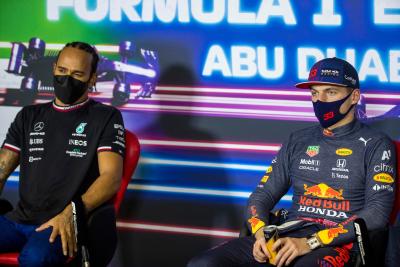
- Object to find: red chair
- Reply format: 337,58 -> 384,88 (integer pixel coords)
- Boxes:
0,130 -> 140,266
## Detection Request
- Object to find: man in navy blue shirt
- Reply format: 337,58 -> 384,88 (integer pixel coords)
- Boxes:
188,58 -> 396,267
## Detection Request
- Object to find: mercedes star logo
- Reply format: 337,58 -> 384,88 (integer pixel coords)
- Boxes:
34,122 -> 44,132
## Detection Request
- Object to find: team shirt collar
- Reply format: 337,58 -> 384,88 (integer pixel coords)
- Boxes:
321,119 -> 360,138
52,98 -> 90,112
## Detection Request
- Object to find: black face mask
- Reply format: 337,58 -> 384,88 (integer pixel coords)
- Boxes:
53,75 -> 89,104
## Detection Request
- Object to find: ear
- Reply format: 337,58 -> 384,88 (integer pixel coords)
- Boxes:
88,72 -> 97,88
351,89 -> 361,105
53,63 -> 56,74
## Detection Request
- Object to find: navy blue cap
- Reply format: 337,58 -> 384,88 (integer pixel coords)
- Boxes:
295,57 -> 359,89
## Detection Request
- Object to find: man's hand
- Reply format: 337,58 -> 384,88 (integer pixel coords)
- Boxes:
272,237 -> 311,267
36,204 -> 77,257
252,228 -> 271,263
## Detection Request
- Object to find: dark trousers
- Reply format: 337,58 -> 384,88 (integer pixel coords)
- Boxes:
0,215 -> 67,267
187,236 -> 355,267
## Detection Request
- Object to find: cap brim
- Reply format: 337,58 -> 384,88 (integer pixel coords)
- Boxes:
295,81 -> 350,89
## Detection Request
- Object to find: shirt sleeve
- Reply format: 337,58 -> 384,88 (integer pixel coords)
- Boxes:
246,135 -> 292,234
2,108 -> 24,153
97,109 -> 125,158
315,137 -> 396,247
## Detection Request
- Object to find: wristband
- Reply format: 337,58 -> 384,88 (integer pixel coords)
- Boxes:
306,234 -> 321,250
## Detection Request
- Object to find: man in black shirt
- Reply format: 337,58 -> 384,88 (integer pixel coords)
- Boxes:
0,42 -> 125,266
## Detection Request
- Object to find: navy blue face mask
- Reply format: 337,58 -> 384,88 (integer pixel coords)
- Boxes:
312,90 -> 355,129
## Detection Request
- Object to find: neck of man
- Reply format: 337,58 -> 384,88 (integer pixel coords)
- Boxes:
326,107 -> 356,130
55,92 -> 89,107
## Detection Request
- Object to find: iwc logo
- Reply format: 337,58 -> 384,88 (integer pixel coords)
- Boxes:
76,123 -> 87,134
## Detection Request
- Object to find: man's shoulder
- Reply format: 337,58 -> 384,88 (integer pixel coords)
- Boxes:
358,122 -> 393,145
87,100 -> 121,115
20,101 -> 52,114
289,125 -> 321,141
276,125 -> 321,151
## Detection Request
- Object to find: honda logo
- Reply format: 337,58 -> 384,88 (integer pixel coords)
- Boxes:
336,159 -> 346,168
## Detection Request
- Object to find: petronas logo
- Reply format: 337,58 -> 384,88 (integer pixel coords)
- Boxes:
76,123 -> 87,134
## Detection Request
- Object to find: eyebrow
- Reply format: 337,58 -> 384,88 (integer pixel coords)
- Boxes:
56,65 -> 85,75
310,87 -> 339,92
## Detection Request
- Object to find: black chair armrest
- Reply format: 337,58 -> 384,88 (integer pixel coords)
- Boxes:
86,204 -> 117,267
354,227 -> 388,267
0,198 -> 13,215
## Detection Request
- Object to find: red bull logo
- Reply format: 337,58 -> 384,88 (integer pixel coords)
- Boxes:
323,128 -> 334,137
300,184 -> 349,218
317,225 -> 348,245
248,216 -> 265,234
309,66 -> 318,79
322,246 -> 351,267
298,196 -> 350,211
326,226 -> 348,239
304,183 -> 344,200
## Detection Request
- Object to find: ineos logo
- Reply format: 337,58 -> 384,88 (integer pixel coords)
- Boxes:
34,122 -> 44,132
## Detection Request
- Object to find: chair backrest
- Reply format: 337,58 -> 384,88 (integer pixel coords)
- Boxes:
112,130 -> 140,214
389,141 -> 400,225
